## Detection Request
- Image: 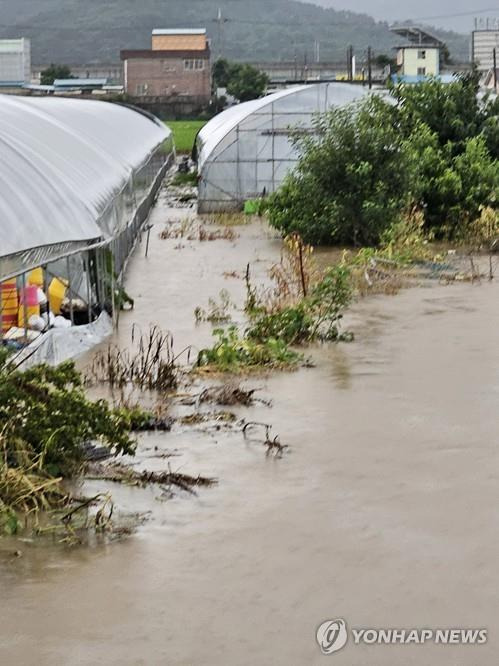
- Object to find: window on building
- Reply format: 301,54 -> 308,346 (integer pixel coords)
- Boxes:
417,50 -> 427,59
136,83 -> 148,96
417,67 -> 426,76
184,59 -> 205,71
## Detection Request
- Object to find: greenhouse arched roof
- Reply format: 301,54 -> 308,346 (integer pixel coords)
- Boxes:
196,83 -> 370,213
0,95 -> 170,279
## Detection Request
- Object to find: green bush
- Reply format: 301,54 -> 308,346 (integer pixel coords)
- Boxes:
247,265 -> 353,344
267,97 -> 414,246
268,77 -> 499,245
197,326 -> 301,372
0,359 -> 136,476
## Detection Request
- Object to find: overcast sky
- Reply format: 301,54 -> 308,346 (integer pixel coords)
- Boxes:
314,0 -> 497,33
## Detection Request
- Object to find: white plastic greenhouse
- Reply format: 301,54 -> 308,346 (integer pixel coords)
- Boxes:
0,94 -> 173,360
196,83 -> 370,213
0,95 -> 173,282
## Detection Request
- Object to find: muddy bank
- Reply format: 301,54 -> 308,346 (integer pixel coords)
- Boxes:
2,184 -> 499,665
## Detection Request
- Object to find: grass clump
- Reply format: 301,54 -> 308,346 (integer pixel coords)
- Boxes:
0,436 -> 67,535
195,289 -> 236,324
89,326 -> 184,392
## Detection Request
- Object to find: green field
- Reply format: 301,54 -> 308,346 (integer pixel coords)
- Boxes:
165,120 -> 207,154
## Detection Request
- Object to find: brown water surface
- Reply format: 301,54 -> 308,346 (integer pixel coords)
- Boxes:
1,193 -> 499,665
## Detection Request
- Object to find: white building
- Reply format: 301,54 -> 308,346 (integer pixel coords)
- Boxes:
472,29 -> 499,71
391,26 -> 444,80
396,46 -> 440,78
0,38 -> 31,87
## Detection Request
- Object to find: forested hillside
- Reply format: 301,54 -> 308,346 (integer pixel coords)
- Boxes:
0,0 -> 469,64
316,0 -> 477,33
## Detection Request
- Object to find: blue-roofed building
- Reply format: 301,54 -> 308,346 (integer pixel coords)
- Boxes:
53,78 -> 107,91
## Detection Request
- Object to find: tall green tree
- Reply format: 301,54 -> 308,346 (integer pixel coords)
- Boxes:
267,79 -> 499,245
268,97 -> 414,246
392,71 -> 498,155
212,58 -> 233,88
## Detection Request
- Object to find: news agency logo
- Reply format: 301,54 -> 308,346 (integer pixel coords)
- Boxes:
316,620 -> 488,655
316,619 -> 348,655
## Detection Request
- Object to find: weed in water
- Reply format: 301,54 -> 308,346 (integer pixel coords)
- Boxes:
160,220 -> 237,242
172,170 -> 198,187
89,325 -> 189,392
194,289 -> 236,323
196,326 -> 302,373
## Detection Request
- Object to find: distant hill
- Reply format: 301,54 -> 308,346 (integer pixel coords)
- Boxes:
0,0 -> 470,65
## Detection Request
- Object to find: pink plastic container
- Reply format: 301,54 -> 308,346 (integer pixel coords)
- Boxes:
19,284 -> 39,307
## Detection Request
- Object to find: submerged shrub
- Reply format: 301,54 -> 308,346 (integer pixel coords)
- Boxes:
247,264 -> 353,344
196,326 -> 301,372
0,358 -> 136,477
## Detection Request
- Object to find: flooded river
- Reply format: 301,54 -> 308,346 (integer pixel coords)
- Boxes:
2,189 -> 499,665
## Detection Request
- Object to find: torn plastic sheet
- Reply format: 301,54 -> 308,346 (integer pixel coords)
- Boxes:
13,311 -> 112,369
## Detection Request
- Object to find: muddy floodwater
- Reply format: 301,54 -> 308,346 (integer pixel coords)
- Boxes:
2,189 -> 499,665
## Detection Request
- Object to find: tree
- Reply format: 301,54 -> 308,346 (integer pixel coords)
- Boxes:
267,97 -> 414,246
225,63 -> 269,102
391,71 -> 495,154
212,58 -> 233,89
268,77 -> 499,245
40,64 -> 73,85
374,54 -> 395,68
212,59 -> 269,104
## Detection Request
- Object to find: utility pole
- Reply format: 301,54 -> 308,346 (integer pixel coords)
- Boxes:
494,48 -> 497,92
347,45 -> 353,81
314,40 -> 320,64
367,46 -> 372,90
214,7 -> 229,60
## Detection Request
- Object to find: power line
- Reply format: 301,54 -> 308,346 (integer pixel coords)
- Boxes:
407,7 -> 499,22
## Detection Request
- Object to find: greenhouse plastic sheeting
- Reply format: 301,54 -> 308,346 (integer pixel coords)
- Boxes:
196,83 -> 370,213
13,311 -> 113,369
0,95 -> 172,281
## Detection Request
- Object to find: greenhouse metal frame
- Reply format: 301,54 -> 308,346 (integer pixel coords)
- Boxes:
196,83 -> 370,213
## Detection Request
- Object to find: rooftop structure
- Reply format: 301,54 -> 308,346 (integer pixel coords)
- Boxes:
390,26 -> 445,48
152,28 -> 208,52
